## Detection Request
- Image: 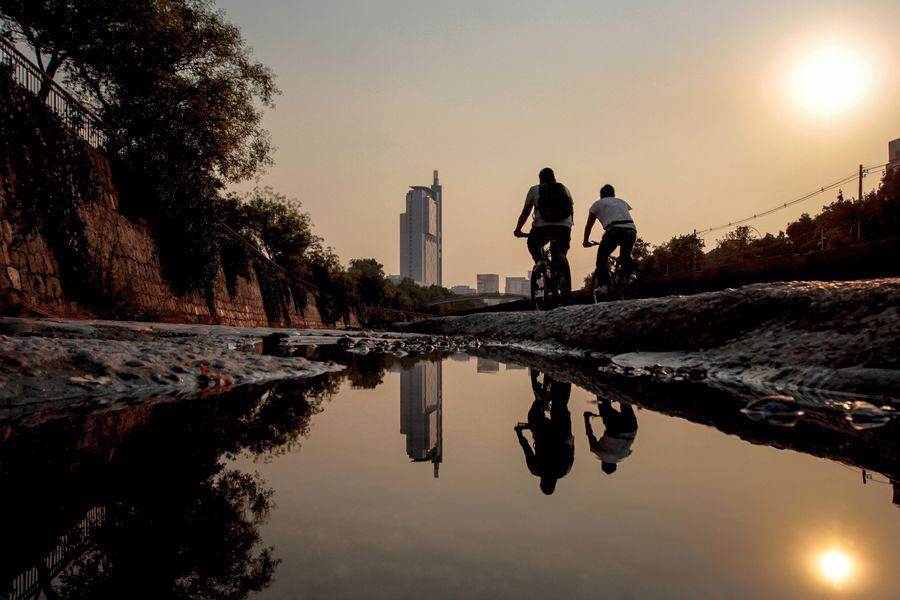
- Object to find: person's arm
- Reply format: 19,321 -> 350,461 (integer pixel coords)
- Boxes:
583,213 -> 598,247
583,411 -> 598,444
514,203 -> 531,237
516,429 -> 539,475
515,189 -> 535,237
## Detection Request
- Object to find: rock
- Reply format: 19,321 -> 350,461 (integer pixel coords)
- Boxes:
741,395 -> 805,427
846,401 -> 896,430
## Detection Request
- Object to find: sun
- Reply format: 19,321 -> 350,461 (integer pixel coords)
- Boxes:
791,46 -> 870,116
817,549 -> 854,585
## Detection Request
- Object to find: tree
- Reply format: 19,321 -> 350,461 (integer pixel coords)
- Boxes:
348,258 -> 388,307
0,1 -> 279,294
786,213 -> 817,252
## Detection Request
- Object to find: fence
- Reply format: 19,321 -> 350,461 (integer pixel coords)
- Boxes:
4,506 -> 107,600
0,35 -> 113,150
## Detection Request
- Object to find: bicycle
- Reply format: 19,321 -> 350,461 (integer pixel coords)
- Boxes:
516,231 -> 571,310
587,242 -> 635,303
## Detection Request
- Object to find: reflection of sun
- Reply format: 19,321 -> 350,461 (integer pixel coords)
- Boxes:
791,46 -> 870,115
817,549 -> 854,585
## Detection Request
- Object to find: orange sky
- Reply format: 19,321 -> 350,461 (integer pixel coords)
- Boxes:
219,0 -> 900,287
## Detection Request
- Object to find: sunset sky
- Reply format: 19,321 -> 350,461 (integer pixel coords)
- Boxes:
218,0 -> 900,288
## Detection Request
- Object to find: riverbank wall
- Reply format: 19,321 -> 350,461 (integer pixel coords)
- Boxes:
0,151 -> 338,328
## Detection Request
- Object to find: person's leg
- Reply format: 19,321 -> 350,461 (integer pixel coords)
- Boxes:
595,230 -> 618,290
527,227 -> 550,264
617,229 -> 638,275
548,226 -> 572,298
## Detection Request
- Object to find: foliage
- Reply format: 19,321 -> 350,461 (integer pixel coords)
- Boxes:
1,0 -> 279,295
0,65 -> 104,308
636,170 -> 900,277
221,187 -> 319,318
639,232 -> 705,276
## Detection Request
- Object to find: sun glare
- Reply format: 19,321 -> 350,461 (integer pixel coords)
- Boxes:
791,46 -> 870,116
817,549 -> 854,585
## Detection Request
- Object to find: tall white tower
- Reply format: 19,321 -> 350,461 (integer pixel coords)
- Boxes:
400,170 -> 442,286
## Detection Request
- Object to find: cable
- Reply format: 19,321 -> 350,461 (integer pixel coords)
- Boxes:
695,163 -> 891,238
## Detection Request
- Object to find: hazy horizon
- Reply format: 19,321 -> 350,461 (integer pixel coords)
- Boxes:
218,0 -> 900,288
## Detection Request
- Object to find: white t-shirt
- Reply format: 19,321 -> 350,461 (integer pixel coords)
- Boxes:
524,184 -> 574,228
591,433 -> 636,464
588,197 -> 636,230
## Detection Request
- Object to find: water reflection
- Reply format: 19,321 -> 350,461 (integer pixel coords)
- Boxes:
2,351 -> 899,599
584,398 -> 639,475
0,378 -> 334,600
817,548 -> 854,585
476,357 -> 500,373
514,370 -> 574,495
400,361 -> 443,477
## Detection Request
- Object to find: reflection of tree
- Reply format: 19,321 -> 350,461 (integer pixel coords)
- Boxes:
233,384 -> 325,459
314,346 -> 447,390
0,375 -> 342,600
57,471 -> 276,600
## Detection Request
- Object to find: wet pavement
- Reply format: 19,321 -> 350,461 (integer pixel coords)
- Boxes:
1,347 -> 898,599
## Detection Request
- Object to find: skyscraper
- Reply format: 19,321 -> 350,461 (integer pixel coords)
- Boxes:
400,361 -> 443,478
890,138 -> 900,173
400,171 -> 442,286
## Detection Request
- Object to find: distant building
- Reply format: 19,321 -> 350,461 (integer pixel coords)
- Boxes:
505,276 -> 530,296
890,138 -> 900,173
400,361 -> 442,478
400,171 -> 442,286
476,357 -> 500,373
476,274 -> 499,294
450,285 -> 476,296
387,274 -> 403,284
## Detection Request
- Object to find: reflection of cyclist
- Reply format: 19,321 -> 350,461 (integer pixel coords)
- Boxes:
513,167 -> 574,296
584,398 -> 638,475
515,369 -> 574,495
582,184 -> 637,294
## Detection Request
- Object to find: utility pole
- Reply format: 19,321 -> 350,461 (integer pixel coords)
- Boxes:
858,164 -> 864,202
692,229 -> 698,271
857,164 -> 864,242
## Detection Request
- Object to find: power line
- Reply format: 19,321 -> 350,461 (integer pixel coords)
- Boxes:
695,163 -> 890,238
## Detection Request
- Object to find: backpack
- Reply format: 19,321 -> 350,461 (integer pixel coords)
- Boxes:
537,182 -> 573,223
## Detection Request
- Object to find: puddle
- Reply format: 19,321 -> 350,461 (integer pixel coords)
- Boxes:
1,353 -> 898,599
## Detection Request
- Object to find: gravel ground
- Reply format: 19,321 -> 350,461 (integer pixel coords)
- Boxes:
396,278 -> 900,395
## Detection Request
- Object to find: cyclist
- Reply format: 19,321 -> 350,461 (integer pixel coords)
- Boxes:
514,369 -> 574,495
513,167 -> 574,297
584,398 -> 638,475
582,184 -> 637,295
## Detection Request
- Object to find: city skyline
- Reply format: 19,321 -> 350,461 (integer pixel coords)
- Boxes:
218,0 -> 900,287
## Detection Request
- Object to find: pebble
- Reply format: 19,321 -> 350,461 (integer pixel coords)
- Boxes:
846,401 -> 896,430
741,395 -> 805,427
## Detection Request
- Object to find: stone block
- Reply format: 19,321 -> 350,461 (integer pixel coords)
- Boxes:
6,266 -> 21,290
31,274 -> 46,295
47,276 -> 63,298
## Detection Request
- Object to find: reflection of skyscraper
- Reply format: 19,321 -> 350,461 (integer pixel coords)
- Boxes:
400,361 -> 443,477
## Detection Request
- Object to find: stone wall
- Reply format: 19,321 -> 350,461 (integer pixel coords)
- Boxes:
0,149 -> 348,329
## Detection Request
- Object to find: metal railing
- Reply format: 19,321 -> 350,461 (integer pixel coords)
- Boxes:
0,35 -> 114,150
5,506 -> 107,600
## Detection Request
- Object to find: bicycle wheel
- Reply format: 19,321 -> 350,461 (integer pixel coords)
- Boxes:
606,263 -> 626,301
531,268 -> 552,311
556,257 -> 572,306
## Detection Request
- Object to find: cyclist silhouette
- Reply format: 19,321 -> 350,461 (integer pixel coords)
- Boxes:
514,167 -> 574,299
515,369 -> 574,495
584,398 -> 638,475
